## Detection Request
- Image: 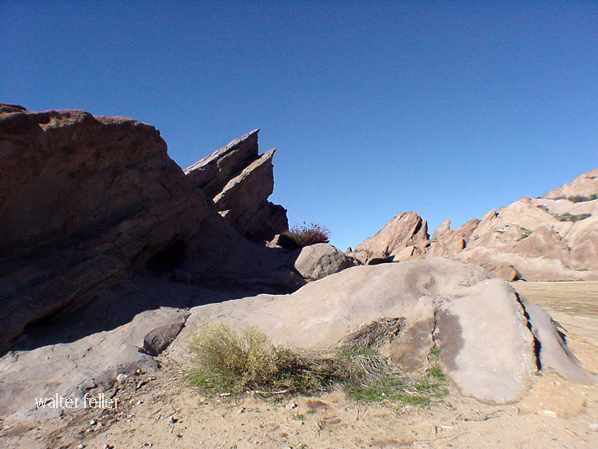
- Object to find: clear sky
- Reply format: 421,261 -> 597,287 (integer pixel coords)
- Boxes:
3,1 -> 597,250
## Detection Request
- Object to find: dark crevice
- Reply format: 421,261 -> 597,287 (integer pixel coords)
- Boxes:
514,292 -> 542,371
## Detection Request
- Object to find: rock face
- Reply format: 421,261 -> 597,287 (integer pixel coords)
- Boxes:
185,130 -> 288,242
0,105 -> 302,354
171,258 -> 594,405
293,243 -> 352,281
543,168 -> 598,201
0,106 -> 209,261
351,169 -> 598,281
352,212 -> 430,264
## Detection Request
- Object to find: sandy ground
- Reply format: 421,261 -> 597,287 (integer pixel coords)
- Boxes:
2,281 -> 598,449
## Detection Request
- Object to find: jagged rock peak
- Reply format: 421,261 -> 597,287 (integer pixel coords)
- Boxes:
184,129 -> 260,198
352,211 -> 429,264
185,130 -> 288,242
353,169 -> 598,281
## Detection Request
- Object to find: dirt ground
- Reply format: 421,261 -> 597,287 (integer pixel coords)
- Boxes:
2,281 -> 598,449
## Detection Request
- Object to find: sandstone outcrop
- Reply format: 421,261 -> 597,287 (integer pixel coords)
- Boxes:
1,259 -> 591,425
351,169 -> 598,281
0,105 -> 301,354
352,211 -> 430,264
543,168 -> 598,201
170,258 -> 594,404
185,130 -> 288,242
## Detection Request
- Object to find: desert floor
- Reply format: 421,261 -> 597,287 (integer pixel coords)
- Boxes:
3,281 -> 598,449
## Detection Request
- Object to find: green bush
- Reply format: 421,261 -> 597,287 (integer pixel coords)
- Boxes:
553,212 -> 592,222
281,222 -> 331,248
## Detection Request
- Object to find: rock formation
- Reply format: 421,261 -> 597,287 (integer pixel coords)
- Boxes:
2,258 -> 590,425
0,104 -> 592,432
172,259 -> 594,404
0,104 -> 324,354
351,169 -> 598,281
352,212 -> 430,264
185,129 -> 288,243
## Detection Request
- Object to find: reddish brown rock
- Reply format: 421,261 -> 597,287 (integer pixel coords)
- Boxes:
0,104 -> 300,353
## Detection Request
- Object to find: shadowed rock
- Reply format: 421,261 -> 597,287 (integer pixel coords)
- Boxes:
185,130 -> 288,242
0,105 -> 300,353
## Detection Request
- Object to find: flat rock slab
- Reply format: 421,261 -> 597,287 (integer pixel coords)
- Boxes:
172,258 -> 594,404
0,307 -> 189,423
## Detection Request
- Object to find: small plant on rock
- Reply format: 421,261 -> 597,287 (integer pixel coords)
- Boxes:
281,222 -> 331,248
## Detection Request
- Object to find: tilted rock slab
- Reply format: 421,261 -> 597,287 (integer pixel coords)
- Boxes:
185,129 -> 288,242
172,258 -> 594,404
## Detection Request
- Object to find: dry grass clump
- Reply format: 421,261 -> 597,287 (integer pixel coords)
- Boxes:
189,323 -> 449,406
281,222 -> 331,248
189,323 -> 340,395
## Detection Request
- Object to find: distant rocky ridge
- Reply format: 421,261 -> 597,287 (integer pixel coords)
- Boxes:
351,169 -> 598,281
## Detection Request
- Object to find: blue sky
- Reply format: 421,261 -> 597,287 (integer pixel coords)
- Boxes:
2,1 -> 597,250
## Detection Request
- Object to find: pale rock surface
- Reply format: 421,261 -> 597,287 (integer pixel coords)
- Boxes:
543,168 -> 598,200
0,259 -> 592,427
0,307 -> 189,423
293,243 -> 352,280
171,258 -> 593,404
352,169 -> 598,281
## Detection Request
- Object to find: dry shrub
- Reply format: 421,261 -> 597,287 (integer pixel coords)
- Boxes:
281,222 -> 331,248
189,323 -> 341,395
189,323 -> 448,404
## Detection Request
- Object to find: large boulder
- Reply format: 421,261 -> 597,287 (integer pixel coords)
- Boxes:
185,130 -> 288,242
293,243 -> 352,280
352,169 -> 598,281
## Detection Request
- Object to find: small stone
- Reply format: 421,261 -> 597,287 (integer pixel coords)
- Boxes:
589,423 -> 598,431
285,401 -> 298,410
89,419 -> 96,426
116,373 -> 128,383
